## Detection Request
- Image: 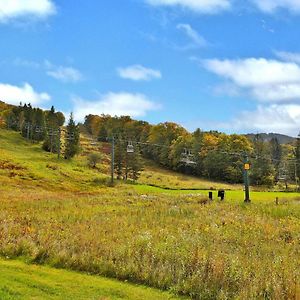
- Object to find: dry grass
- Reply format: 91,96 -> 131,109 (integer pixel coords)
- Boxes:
0,129 -> 300,299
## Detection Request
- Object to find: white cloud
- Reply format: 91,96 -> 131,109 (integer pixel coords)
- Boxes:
0,0 -> 56,22
47,66 -> 83,83
177,23 -> 207,48
11,59 -> 83,83
145,0 -> 231,13
117,65 -> 162,81
73,92 -> 160,121
225,104 -> 300,136
186,104 -> 300,136
275,51 -> 300,64
0,82 -> 50,105
44,60 -> 83,83
252,0 -> 300,13
203,58 -> 300,102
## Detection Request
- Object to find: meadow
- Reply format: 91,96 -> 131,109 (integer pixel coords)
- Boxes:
0,129 -> 300,299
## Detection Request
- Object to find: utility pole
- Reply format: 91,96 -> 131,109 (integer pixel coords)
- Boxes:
111,136 -> 115,185
243,153 -> 251,203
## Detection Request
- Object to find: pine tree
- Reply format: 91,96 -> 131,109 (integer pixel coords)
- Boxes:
114,138 -> 125,179
64,113 -> 80,159
269,137 -> 282,182
43,106 -> 65,153
126,146 -> 143,181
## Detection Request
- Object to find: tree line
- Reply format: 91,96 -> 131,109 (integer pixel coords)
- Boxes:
2,102 -> 300,186
4,103 -> 80,159
84,113 -> 300,187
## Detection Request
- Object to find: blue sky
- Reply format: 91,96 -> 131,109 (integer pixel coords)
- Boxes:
1,0 -> 300,136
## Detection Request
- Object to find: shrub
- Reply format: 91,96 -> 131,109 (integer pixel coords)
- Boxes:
88,153 -> 102,168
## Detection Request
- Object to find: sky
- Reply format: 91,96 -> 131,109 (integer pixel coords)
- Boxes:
1,1 -> 300,136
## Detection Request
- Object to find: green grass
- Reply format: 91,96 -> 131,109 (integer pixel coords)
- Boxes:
138,160 -> 241,190
0,259 -> 181,300
0,128 -> 300,299
0,129 -> 110,192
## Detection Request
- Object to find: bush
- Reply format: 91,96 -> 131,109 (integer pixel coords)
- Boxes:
88,153 -> 102,168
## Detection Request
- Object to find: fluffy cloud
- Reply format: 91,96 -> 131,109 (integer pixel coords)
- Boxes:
0,82 -> 50,105
203,58 -> 300,102
177,24 -> 207,48
12,59 -> 83,83
73,92 -> 160,121
0,0 -> 56,22
145,0 -> 231,14
117,65 -> 162,81
224,104 -> 300,136
252,0 -> 300,13
46,66 -> 83,83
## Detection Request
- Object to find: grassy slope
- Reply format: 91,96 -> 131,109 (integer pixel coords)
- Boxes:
0,129 -> 110,192
0,259 -> 180,300
1,129 -> 300,299
138,160 -> 241,190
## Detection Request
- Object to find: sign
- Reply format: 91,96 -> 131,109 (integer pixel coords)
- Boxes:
244,163 -> 250,170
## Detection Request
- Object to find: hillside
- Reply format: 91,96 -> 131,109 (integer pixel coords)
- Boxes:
0,128 -> 236,192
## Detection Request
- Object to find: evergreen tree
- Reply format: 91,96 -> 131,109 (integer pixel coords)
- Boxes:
64,113 -> 80,159
269,137 -> 282,182
126,145 -> 144,181
114,138 -> 125,179
43,106 -> 65,153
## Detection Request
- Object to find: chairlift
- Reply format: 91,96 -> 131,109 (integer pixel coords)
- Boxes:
180,148 -> 196,165
278,167 -> 288,181
127,141 -> 134,153
90,141 -> 97,146
35,126 -> 44,133
66,134 -> 75,140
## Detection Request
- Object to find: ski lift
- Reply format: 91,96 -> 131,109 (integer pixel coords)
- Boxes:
90,140 -> 97,146
127,141 -> 134,153
48,128 -> 57,136
66,133 -> 75,140
278,166 -> 288,181
35,126 -> 44,133
180,148 -> 196,165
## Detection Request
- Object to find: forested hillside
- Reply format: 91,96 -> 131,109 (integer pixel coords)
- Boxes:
2,101 -> 300,187
84,113 -> 299,187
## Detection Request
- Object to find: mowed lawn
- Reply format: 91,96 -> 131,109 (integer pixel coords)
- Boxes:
0,259 -> 182,300
0,129 -> 300,299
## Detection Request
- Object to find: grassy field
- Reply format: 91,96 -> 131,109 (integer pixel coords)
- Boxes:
0,259 -> 181,300
0,129 -> 300,299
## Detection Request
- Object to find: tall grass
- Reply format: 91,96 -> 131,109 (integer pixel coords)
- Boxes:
0,184 -> 299,299
0,129 -> 299,299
